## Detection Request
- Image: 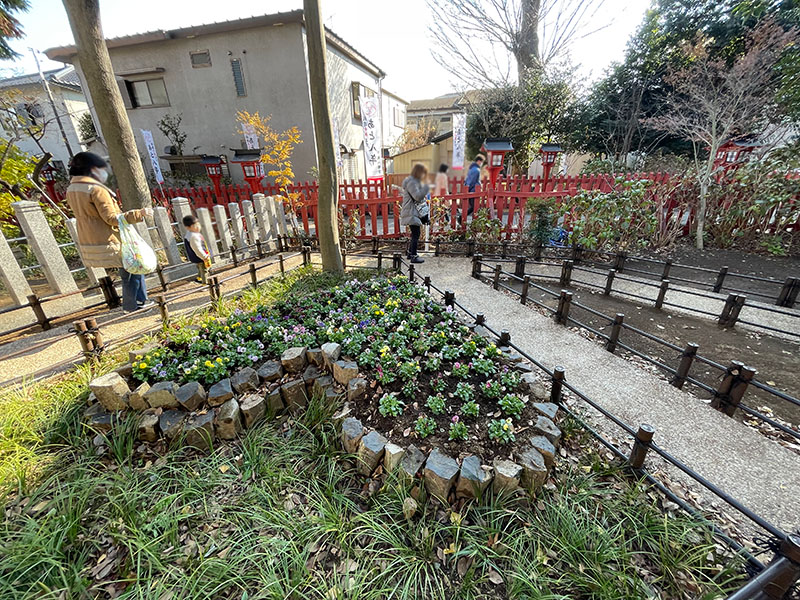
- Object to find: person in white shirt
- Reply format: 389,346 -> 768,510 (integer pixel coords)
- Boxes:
182,215 -> 211,284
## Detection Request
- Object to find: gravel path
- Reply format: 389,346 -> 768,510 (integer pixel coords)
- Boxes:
414,256 -> 800,535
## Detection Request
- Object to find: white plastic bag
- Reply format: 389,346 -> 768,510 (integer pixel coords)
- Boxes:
117,214 -> 157,274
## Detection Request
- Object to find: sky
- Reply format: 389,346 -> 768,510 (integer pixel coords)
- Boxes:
1,0 -> 649,100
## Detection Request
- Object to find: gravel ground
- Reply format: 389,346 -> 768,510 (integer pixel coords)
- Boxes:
411,255 -> 800,537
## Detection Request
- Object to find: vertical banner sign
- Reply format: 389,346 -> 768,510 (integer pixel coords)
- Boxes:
140,129 -> 164,184
452,112 -> 467,170
359,93 -> 384,181
332,119 -> 343,169
242,123 -> 259,150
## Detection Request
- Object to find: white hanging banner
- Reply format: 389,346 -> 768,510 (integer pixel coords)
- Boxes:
242,123 -> 259,150
140,129 -> 164,184
359,93 -> 384,181
452,112 -> 467,170
332,119 -> 343,169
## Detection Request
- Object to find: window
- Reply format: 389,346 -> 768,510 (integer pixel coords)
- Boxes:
351,82 -> 375,120
190,50 -> 211,67
392,106 -> 404,128
127,78 -> 169,107
440,116 -> 451,123
230,59 -> 246,96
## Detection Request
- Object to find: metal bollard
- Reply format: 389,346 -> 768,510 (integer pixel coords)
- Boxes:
560,259 -> 573,287
606,313 -> 624,353
493,264 -> 501,290
550,366 -> 565,404
661,259 -> 672,281
499,329 -> 511,347
604,269 -> 616,296
555,290 -> 573,325
628,424 -> 655,470
444,290 -> 455,307
520,275 -> 531,305
671,342 -> 699,389
515,255 -> 526,278
27,294 -> 51,331
655,279 -> 669,310
713,266 -> 728,293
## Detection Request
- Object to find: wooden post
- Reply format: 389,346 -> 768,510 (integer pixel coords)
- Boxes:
231,243 -> 239,267
725,364 -> 757,418
655,280 -> 669,310
560,260 -> 573,287
277,235 -> 284,253
555,290 -> 573,325
249,263 -> 258,288
155,294 -> 169,324
604,269 -> 616,296
501,241 -> 508,259
341,248 -> 347,269
27,294 -> 51,331
613,252 -> 626,273
571,243 -> 583,264
256,240 -> 264,259
661,259 -> 672,280
514,255 -> 526,278
671,342 -> 699,389
84,317 -> 103,358
99,276 -> 120,309
377,251 -> 383,270
711,361 -> 743,414
606,313 -> 624,353
466,239 -> 474,257
712,266 -> 728,293
213,276 -> 221,301
534,242 -> 543,262
156,264 -> 168,291
371,236 -> 378,254
776,277 -> 799,308
628,424 -> 655,470
499,329 -> 511,347
472,253 -> 482,279
475,313 -> 485,326
444,290 -> 455,307
493,264 -> 501,290
520,275 -> 530,305
279,254 -> 285,275
408,263 -> 416,283
392,252 -> 401,271
718,294 -> 737,327
72,320 -> 92,357
550,366 -> 565,404
728,295 -> 746,327
424,275 -> 431,292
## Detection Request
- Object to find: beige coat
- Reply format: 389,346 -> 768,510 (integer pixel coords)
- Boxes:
65,176 -> 145,268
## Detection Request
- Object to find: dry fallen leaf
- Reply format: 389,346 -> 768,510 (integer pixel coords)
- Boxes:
403,497 -> 418,520
219,465 -> 230,474
488,568 -> 503,585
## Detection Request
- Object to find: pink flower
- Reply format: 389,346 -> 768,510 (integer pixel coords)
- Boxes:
454,362 -> 461,369
451,415 -> 459,423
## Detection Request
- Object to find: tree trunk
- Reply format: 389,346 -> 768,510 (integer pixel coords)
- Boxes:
697,178 -> 707,250
304,0 -> 343,273
62,0 -> 151,211
517,0 -> 541,81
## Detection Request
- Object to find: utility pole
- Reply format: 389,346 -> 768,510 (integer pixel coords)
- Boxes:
30,48 -> 75,159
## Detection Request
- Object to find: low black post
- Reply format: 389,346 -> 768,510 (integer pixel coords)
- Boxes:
371,236 -> 378,254
560,260 -> 573,287
424,275 -> 431,292
408,263 -> 416,283
604,269 -> 616,296
249,263 -> 258,288
493,264 -> 501,290
571,243 -> 583,264
302,247 -> 310,266
655,280 -> 669,310
725,534 -> 800,600
550,366 -> 565,404
472,254 -> 483,279
671,342 -> 699,389
465,239 -> 474,257
392,252 -> 401,271
514,255 -> 526,278
713,266 -> 728,293
606,313 -> 624,353
99,276 -> 120,309
781,277 -> 799,308
724,364 -> 757,418
276,235 -> 284,254
436,238 -> 442,257
256,240 -> 264,259
341,248 -> 347,270
661,259 -> 672,281
27,294 -> 51,331
718,294 -> 737,327
156,264 -> 168,291
555,290 -> 573,325
231,244 -> 239,266
613,251 -> 626,273
499,329 -> 511,347
520,276 -> 530,305
501,241 -> 508,259
279,254 -> 285,275
728,294 -> 746,327
711,361 -> 743,415
534,242 -> 543,262
155,294 -> 169,324
475,313 -> 485,326
444,290 -> 455,307
213,276 -> 221,300
377,251 -> 383,271
628,424 -> 655,471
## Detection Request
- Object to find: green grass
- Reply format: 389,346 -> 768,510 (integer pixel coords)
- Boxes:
0,268 -> 748,598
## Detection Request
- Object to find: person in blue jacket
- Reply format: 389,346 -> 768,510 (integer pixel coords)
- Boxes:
464,153 -> 484,220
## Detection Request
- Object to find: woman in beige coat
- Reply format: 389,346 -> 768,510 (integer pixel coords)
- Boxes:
66,152 -> 153,313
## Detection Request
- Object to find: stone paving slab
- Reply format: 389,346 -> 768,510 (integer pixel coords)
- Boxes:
414,256 -> 800,533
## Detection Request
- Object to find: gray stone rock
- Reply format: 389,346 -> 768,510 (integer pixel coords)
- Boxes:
159,409 -> 186,441
281,346 -> 308,373
281,379 -> 307,411
493,458 -> 522,494
341,417 -> 363,453
115,363 -> 133,379
383,443 -> 405,473
302,364 -> 322,394
183,411 -> 215,452
307,347 -> 324,367
501,349 -> 525,364
312,375 -> 334,399
138,412 -> 159,442
144,381 -> 179,409
216,399 -> 242,440
519,447 -> 548,494
456,455 -> 492,499
532,402 -> 559,421
257,360 -> 283,383
399,444 -> 426,482
128,344 -> 158,364
423,448 -> 459,501
333,360 -> 359,386
520,372 -> 538,394
529,435 -> 556,468
531,381 -> 550,402
347,377 -> 367,402
231,367 -> 259,394
266,388 -> 284,415
128,382 -> 150,411
533,415 -> 561,446
89,372 -> 130,412
515,362 -> 533,373
176,381 -> 206,412
326,387 -> 343,403
357,430 -> 388,476
87,413 -> 114,432
239,394 -> 266,428
84,402 -> 106,419
208,379 -> 234,407
321,342 -> 341,370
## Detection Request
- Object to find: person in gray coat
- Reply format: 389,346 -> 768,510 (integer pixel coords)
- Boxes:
399,163 -> 430,264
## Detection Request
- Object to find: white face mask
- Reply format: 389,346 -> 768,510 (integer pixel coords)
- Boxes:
92,167 -> 108,183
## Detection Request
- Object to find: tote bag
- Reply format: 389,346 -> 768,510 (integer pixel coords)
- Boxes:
117,214 -> 157,275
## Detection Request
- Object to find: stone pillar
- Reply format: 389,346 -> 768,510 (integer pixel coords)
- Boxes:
12,200 -> 78,295
153,206 -> 181,265
264,196 -> 280,242
274,196 -> 289,237
242,200 -> 259,247
227,203 -> 248,254
196,207 -> 218,261
252,194 -> 274,251
213,204 -> 233,257
65,218 -> 105,285
0,230 -> 32,305
171,197 -> 192,239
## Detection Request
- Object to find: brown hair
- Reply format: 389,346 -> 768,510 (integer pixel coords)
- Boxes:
475,154 -> 485,163
410,163 -> 428,180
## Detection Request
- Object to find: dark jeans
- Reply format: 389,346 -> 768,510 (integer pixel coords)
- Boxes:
408,225 -> 421,257
467,187 -> 476,216
120,268 -> 148,311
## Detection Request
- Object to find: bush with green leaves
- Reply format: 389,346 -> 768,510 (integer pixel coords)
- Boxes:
448,418 -> 469,441
482,379 -> 503,399
488,418 -> 516,443
415,415 -> 437,438
378,393 -> 404,417
499,394 -> 526,419
454,382 -> 475,402
460,400 -> 480,419
426,394 -> 447,415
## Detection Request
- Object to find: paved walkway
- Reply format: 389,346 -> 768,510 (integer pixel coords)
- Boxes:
412,256 -> 800,535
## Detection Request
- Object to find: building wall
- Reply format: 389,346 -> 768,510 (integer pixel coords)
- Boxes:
73,22 -> 317,185
407,108 -> 454,135
381,93 -> 407,151
392,135 -> 465,176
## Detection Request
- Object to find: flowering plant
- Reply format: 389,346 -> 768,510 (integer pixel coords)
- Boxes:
415,415 -> 436,438
426,394 -> 447,415
460,400 -> 480,419
454,382 -> 475,402
451,361 -> 471,379
499,393 -> 526,419
379,392 -> 404,417
448,416 -> 468,441
488,418 -> 515,443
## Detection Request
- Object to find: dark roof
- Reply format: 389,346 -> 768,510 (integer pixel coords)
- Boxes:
45,10 -> 385,78
481,137 -> 513,152
230,148 -> 262,161
0,65 -> 81,92
541,143 -> 563,152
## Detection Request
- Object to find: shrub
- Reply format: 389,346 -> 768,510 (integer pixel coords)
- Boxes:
460,400 -> 480,419
454,382 -> 475,402
379,393 -> 404,417
499,394 -> 526,419
415,415 -> 436,438
426,394 -> 447,415
488,418 -> 516,443
449,418 -> 469,441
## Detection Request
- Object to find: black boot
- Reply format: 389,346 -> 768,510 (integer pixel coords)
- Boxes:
410,255 -> 425,264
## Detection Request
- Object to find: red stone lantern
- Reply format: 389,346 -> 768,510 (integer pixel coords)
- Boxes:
201,155 -> 224,199
230,148 -> 263,194
481,137 -> 514,189
713,139 -> 761,174
40,163 -> 59,200
539,143 -> 563,182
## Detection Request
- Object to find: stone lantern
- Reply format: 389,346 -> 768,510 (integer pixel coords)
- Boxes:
480,137 -> 513,188
539,143 -> 563,181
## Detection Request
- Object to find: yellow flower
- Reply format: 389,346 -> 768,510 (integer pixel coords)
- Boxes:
138,362 -> 147,369
503,423 -> 510,431
216,357 -> 223,362
205,360 -> 213,367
